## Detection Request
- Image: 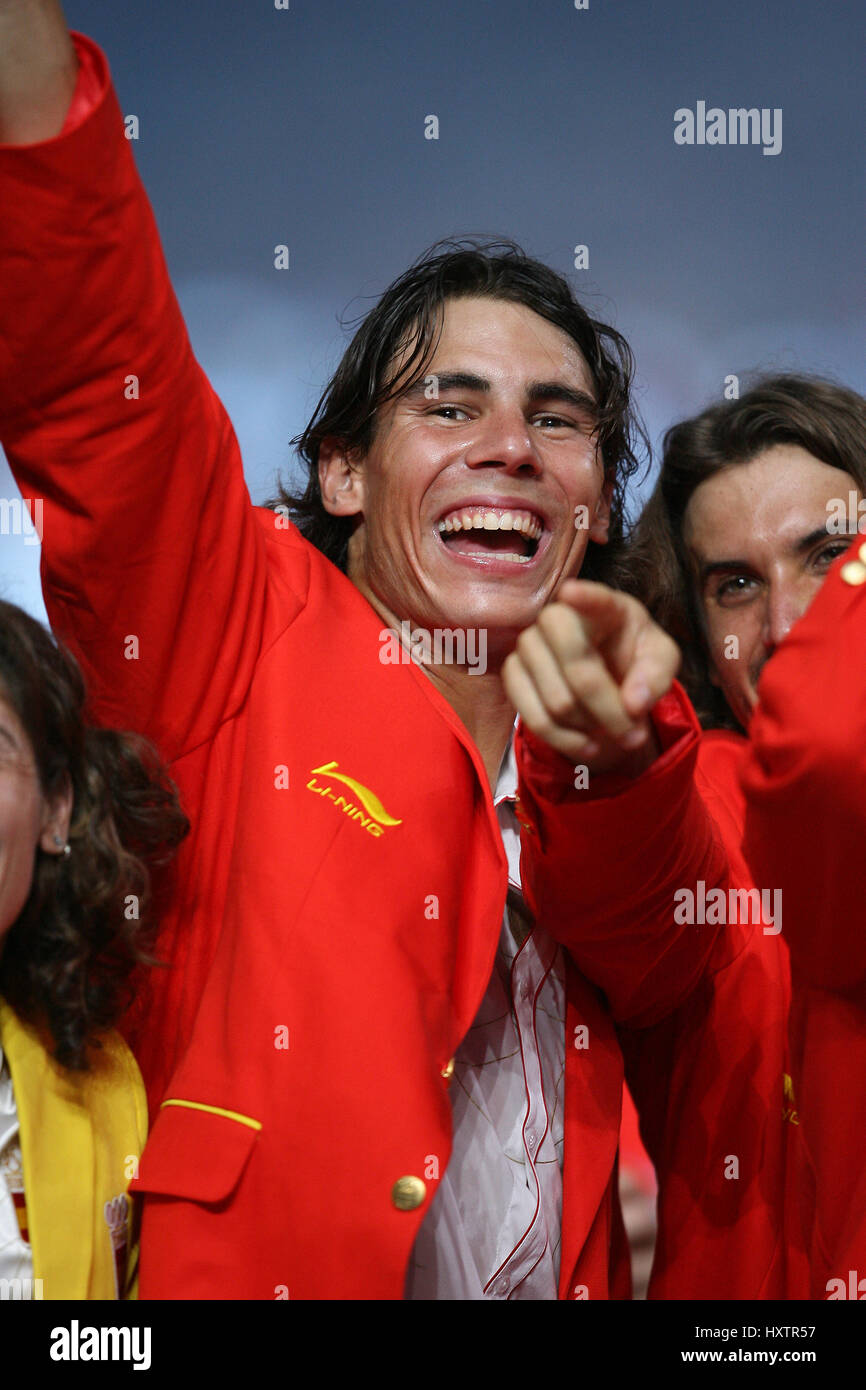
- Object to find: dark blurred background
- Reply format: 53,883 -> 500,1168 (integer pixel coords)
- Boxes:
3,0 -> 863,618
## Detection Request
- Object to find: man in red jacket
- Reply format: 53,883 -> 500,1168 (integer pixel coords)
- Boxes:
630,373 -> 866,1298
0,5 -> 746,1300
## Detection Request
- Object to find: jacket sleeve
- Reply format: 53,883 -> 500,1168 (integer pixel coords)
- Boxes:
515,681 -> 730,1027
740,550 -> 866,996
0,33 -> 278,763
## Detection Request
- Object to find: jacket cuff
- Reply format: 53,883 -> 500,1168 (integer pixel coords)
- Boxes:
515,679 -> 700,810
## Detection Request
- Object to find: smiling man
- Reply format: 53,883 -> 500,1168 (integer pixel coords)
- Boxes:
0,7 -> 740,1301
275,272 -> 649,791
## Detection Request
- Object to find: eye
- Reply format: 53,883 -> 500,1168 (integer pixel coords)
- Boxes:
714,574 -> 757,604
532,412 -> 590,433
814,541 -> 851,569
428,404 -> 470,422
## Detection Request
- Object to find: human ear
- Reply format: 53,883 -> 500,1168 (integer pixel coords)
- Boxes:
588,473 -> 614,545
38,772 -> 73,855
319,439 -> 366,518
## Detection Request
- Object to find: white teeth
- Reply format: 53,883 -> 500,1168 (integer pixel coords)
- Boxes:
438,507 -> 543,535
450,549 -> 532,563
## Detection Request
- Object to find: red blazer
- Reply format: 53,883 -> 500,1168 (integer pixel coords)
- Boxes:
517,727 -> 809,1299
0,33 -> 737,1300
740,552 -> 866,1297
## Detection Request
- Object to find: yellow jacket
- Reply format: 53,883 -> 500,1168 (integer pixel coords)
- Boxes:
0,997 -> 147,1299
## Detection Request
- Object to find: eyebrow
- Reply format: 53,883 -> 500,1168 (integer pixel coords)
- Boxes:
697,528 -> 845,584
401,371 -> 598,416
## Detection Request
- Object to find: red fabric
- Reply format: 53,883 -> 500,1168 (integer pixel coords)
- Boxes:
0,33 -> 638,1301
60,32 -> 106,135
619,1086 -> 656,1196
740,553 -> 866,1298
516,718 -> 808,1298
0,32 -> 778,1301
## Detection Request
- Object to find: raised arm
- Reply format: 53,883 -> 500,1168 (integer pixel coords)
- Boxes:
0,18 -> 278,763
0,1 -> 76,143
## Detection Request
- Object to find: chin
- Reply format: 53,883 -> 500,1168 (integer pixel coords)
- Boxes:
437,596 -> 537,636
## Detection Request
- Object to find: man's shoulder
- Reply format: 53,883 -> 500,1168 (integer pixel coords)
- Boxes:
252,505 -> 343,584
251,506 -> 375,631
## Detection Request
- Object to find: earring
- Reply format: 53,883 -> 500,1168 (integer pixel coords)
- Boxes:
53,835 -> 71,856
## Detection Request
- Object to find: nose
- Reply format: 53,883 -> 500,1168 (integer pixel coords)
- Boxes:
762,580 -> 809,654
462,406 -> 541,476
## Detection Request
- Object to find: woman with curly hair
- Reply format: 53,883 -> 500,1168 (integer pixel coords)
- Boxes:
0,599 -> 187,1299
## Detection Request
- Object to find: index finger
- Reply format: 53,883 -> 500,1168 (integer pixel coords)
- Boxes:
535,602 -> 638,741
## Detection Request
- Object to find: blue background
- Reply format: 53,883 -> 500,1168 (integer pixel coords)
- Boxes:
2,0 -> 863,619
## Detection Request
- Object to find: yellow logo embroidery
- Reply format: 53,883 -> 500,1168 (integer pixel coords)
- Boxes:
306,761 -> 402,839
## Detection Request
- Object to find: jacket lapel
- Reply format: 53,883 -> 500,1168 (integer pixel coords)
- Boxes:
0,998 -> 94,1299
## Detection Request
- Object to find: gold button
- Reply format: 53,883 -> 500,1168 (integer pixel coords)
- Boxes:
441,1057 -> 455,1082
841,560 -> 866,586
391,1175 -> 426,1211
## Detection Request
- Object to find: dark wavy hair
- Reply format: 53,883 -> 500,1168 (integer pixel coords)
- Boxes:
626,373 -> 866,729
0,599 -> 188,1069
270,238 -> 649,587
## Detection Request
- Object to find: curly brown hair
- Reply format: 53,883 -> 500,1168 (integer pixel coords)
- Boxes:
0,599 -> 188,1069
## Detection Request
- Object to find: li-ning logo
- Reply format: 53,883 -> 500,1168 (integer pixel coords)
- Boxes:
306,761 -> 402,839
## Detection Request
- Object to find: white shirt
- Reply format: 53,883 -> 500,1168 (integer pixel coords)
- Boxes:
405,736 -> 566,1300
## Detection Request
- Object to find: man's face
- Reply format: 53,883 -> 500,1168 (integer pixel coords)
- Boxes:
319,296 -> 611,658
683,444 -> 858,729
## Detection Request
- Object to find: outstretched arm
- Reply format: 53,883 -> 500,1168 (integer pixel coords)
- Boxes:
505,581 -> 729,1026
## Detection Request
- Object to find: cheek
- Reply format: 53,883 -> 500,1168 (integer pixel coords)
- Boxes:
0,794 -> 43,938
703,609 -> 755,676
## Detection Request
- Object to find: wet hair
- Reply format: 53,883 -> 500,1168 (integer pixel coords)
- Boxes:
0,599 -> 188,1069
626,373 -> 866,729
270,237 -> 649,587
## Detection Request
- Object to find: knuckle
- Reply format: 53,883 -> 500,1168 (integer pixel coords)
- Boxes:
539,604 -> 583,647
564,657 -> 607,700
547,691 -> 578,723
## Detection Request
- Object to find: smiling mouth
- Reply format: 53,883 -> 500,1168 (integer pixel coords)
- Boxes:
436,506 -> 544,564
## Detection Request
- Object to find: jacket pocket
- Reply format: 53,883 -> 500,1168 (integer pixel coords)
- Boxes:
129,1098 -> 261,1204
